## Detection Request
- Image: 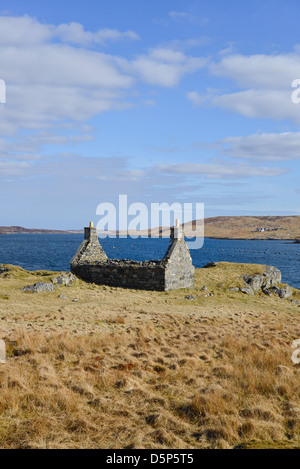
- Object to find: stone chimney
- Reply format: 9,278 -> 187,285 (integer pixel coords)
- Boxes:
170,219 -> 184,240
70,221 -> 107,268
84,221 -> 99,243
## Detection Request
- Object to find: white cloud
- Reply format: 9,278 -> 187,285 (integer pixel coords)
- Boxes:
141,99 -> 156,107
55,22 -> 140,46
0,16 -> 137,141
97,169 -> 146,182
150,48 -> 187,63
169,11 -> 195,21
211,53 -> 300,89
218,43 -> 236,56
169,11 -> 209,25
215,88 -> 300,123
0,160 -> 31,176
221,131 -> 300,161
0,131 -> 93,161
156,162 -> 288,179
188,87 -> 300,124
187,91 -> 207,106
161,37 -> 212,51
187,88 -> 219,107
0,14 -> 208,169
0,14 -> 207,157
1,45 -> 133,88
0,15 -> 53,45
0,16 -> 140,47
121,48 -> 207,87
191,51 -> 300,124
187,51 -> 300,124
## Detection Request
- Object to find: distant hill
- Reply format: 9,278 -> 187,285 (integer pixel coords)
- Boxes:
1,216 -> 300,240
185,216 -> 300,240
117,216 -> 300,240
0,226 -> 81,234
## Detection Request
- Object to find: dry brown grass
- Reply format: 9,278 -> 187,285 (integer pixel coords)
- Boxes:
200,216 -> 300,240
0,262 -> 300,449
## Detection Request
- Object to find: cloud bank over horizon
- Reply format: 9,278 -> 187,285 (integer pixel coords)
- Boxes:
0,4 -> 299,228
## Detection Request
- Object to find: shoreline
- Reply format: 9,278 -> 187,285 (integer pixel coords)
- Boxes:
205,236 -> 298,242
0,232 -> 299,242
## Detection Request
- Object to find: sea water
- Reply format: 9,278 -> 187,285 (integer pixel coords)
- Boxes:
0,234 -> 299,289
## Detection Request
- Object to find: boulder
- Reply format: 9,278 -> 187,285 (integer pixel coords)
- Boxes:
240,287 -> 254,296
22,282 -> 56,293
0,265 -> 9,275
243,275 -> 264,292
262,289 -> 273,296
203,262 -> 218,268
269,286 -> 281,296
244,266 -> 282,292
278,286 -> 292,299
51,273 -> 76,286
267,285 -> 293,299
263,266 -> 282,288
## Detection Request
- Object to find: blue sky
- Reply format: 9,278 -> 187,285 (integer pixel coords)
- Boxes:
0,0 -> 300,229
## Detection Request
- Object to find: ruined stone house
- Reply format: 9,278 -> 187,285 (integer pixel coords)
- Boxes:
70,222 -> 195,291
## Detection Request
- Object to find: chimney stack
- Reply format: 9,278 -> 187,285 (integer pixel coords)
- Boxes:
171,219 -> 183,240
84,221 -> 98,242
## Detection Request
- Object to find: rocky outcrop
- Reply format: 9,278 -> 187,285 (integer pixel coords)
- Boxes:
240,287 -> 255,296
203,262 -> 218,268
22,282 -> 56,293
51,273 -> 76,287
0,265 -> 9,275
267,285 -> 293,299
243,266 -> 293,299
22,274 -> 76,293
244,266 -> 281,292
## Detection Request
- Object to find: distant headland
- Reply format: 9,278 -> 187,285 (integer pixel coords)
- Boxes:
0,215 -> 299,240
0,226 -> 82,235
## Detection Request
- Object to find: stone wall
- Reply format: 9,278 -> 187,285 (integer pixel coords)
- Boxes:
164,239 -> 195,291
72,259 -> 166,291
70,223 -> 195,291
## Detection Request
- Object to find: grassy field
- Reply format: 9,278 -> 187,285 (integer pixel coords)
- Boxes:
0,263 -> 300,449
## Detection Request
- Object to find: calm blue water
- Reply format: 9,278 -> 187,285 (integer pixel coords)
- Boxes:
0,234 -> 299,289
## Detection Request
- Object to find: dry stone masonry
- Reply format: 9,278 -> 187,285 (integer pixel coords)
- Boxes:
70,221 -> 195,291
